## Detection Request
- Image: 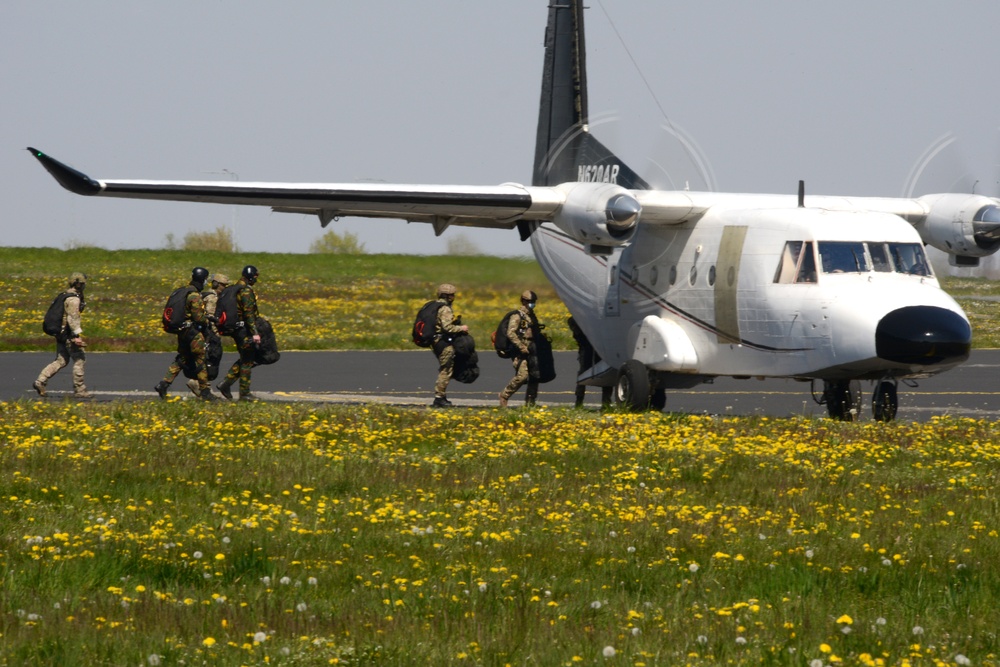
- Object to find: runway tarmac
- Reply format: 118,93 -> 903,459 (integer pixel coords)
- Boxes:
4,349 -> 1000,421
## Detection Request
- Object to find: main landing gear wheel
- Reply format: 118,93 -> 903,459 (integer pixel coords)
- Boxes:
872,381 -> 898,422
823,379 -> 862,421
615,360 -> 651,412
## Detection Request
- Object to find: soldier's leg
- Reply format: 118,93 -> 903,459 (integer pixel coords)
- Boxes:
188,333 -> 210,393
525,379 -> 539,406
37,338 -> 71,386
500,357 -> 529,402
69,341 -> 87,394
435,346 -> 455,399
234,332 -> 255,397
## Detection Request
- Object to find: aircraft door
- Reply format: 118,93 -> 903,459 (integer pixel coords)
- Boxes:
714,226 -> 748,343
604,246 -> 625,317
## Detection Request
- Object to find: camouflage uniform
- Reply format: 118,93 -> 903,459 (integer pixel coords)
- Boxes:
218,276 -> 260,400
186,273 -> 228,396
35,275 -> 90,398
433,297 -> 466,400
157,283 -> 212,398
500,296 -> 540,406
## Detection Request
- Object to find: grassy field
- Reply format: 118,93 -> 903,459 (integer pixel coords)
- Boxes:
2,401 -> 999,666
0,247 -> 572,353
4,247 -> 1000,352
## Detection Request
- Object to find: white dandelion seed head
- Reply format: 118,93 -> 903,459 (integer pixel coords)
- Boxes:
689,563 -> 699,573
882,558 -> 892,566
735,636 -> 747,645
222,536 -> 230,544
591,601 -> 602,609
254,632 -> 267,643
809,660 -> 823,667
147,655 -> 162,666
296,602 -> 307,612
697,635 -> 708,645
876,617 -> 887,625
805,549 -> 814,559
27,613 -> 41,621
602,646 -> 616,658
308,577 -> 318,586
912,625 -> 924,635
478,582 -> 488,592
956,654 -> 971,666
631,627 -> 641,636
841,626 -> 852,635
281,647 -> 291,656
192,551 -> 203,559
609,530 -> 617,538
279,576 -> 291,585
261,576 -> 271,586
203,573 -> 212,580
758,534 -> 767,540
627,546 -> 636,554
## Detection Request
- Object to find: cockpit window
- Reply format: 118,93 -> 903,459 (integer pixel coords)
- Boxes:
819,242 -> 870,273
775,240 -> 932,282
774,241 -> 817,283
888,242 -> 931,276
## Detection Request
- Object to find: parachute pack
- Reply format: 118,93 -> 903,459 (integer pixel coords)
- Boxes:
491,310 -> 520,358
412,300 -> 444,348
253,317 -> 281,366
162,286 -> 196,334
42,291 -> 74,336
214,284 -> 244,335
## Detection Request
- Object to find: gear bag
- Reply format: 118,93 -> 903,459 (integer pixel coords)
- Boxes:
162,286 -> 196,334
253,317 -> 281,365
412,300 -> 444,348
451,332 -> 480,384
42,291 -> 75,336
531,332 -> 557,383
215,284 -> 244,335
491,310 -> 520,358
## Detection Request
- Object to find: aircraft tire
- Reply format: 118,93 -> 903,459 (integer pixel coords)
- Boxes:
872,381 -> 898,422
615,360 -> 651,412
824,379 -> 862,421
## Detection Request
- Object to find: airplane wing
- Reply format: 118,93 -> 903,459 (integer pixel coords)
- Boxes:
27,148 -> 565,237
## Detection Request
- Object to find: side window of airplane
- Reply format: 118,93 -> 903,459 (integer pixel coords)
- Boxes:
774,241 -> 817,284
818,241 -> 870,273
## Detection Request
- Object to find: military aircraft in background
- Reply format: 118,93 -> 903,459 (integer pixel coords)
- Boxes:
30,0 -> 1000,420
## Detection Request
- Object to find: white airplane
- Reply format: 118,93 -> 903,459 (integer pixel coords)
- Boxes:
29,1 -> 1000,421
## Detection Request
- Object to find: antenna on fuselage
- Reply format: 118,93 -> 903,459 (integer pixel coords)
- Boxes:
797,180 -> 805,208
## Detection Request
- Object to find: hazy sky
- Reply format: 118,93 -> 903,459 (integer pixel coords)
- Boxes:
6,2 -> 1000,258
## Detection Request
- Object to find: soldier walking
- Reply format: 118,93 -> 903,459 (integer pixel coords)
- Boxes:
431,283 -> 469,407
186,272 -> 229,396
154,267 -> 217,401
217,265 -> 262,401
499,290 -> 541,407
34,272 -> 91,398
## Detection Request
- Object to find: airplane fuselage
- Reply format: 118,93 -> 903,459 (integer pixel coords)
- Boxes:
533,205 -> 970,387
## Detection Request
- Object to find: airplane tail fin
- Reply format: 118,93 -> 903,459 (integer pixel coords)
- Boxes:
532,1 -> 649,191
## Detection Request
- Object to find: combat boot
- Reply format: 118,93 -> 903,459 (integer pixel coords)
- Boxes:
75,388 -> 94,399
498,393 -> 508,408
216,381 -> 234,401
432,396 -> 453,408
186,379 -> 201,397
239,393 -> 259,402
199,388 -> 219,402
32,380 -> 47,397
154,381 -> 169,400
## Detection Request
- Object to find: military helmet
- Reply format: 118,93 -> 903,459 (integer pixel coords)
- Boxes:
438,283 -> 457,297
68,271 -> 87,287
521,290 -> 538,303
191,267 -> 209,283
211,272 -> 230,286
242,265 -> 259,285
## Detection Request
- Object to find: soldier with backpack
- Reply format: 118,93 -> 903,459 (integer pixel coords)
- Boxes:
499,290 -> 542,407
154,267 -> 217,401
428,283 -> 468,407
216,265 -> 263,401
185,272 -> 229,397
33,272 -> 91,398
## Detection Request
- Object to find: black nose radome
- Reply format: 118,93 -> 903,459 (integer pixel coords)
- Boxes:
876,306 -> 971,366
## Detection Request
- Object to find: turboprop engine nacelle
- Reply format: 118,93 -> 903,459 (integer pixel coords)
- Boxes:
915,193 -> 1000,262
551,182 -> 641,255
